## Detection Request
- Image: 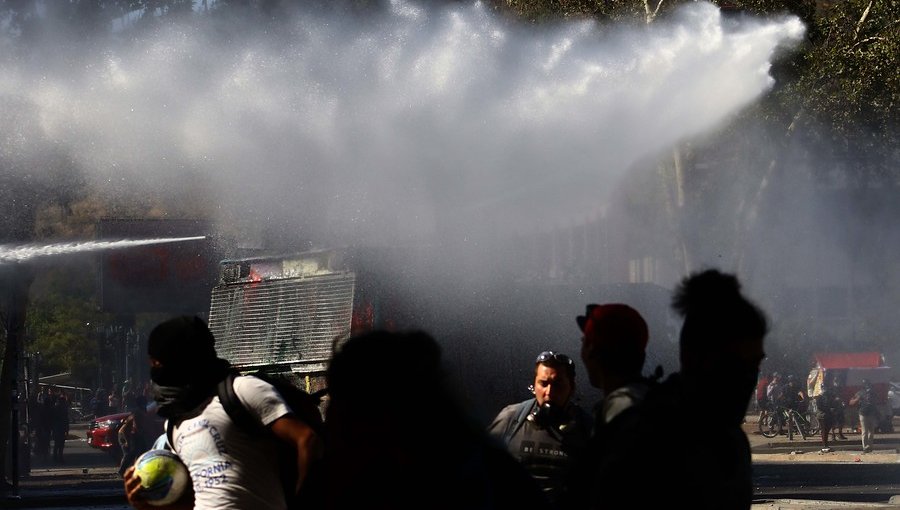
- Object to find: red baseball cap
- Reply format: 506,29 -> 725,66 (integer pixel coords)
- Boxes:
577,303 -> 649,352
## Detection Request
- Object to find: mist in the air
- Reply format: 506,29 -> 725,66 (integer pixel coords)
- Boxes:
0,1 -> 804,252
15,0 -> 896,415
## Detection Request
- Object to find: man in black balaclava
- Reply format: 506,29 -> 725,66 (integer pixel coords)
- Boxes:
146,316 -> 232,420
123,316 -> 322,510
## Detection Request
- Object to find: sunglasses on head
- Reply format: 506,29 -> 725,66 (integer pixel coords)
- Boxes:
535,351 -> 574,366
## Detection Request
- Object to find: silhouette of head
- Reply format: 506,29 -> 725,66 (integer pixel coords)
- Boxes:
147,315 -> 218,386
672,269 -> 768,424
326,329 -> 453,429
324,330 -> 494,508
577,303 -> 649,390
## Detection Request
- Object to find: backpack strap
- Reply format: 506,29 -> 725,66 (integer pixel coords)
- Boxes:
217,372 -> 266,435
165,373 -> 267,450
502,399 -> 535,445
165,419 -> 175,450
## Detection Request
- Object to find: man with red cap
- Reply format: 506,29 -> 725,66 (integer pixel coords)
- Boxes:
577,303 -> 653,428
569,303 -> 657,509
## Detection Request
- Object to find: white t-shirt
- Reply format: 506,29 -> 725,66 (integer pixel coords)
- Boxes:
170,376 -> 293,510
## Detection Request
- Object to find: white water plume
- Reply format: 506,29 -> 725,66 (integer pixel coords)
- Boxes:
0,1 -> 804,247
0,237 -> 207,264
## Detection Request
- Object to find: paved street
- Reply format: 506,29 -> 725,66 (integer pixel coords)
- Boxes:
3,421 -> 126,509
6,414 -> 900,508
745,414 -> 900,460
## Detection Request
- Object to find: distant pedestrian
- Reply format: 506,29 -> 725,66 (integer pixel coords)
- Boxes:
108,391 -> 121,413
90,388 -> 109,419
816,376 -> 845,452
830,378 -> 848,440
756,372 -> 772,413
782,374 -> 806,413
117,395 -> 162,476
487,350 -> 591,508
33,387 -> 51,461
51,391 -> 70,463
849,378 -> 880,453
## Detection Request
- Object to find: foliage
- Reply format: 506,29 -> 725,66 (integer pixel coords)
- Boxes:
787,0 -> 899,184
26,266 -> 108,383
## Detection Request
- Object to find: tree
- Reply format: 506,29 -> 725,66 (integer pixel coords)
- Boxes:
26,268 -> 106,384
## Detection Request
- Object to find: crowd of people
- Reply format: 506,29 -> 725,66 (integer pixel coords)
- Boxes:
756,367 -> 884,453
30,385 -> 70,464
27,377 -> 158,466
121,267 -> 769,509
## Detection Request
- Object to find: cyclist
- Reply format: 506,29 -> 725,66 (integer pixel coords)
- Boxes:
782,374 -> 806,412
766,373 -> 787,433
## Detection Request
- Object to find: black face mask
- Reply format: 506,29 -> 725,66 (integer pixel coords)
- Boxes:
151,365 -> 190,387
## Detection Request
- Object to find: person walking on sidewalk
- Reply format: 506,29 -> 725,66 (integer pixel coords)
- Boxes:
816,375 -> 845,452
50,390 -> 70,464
850,379 -> 880,453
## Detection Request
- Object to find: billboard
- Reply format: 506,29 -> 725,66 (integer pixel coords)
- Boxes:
97,219 -> 216,314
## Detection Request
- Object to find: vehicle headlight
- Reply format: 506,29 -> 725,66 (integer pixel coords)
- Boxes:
96,419 -> 119,429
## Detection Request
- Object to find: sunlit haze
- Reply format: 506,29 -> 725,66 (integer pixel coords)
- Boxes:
0,1 -> 804,248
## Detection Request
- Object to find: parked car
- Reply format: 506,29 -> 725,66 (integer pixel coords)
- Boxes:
87,411 -> 129,460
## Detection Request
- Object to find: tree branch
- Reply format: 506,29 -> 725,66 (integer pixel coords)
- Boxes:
643,0 -> 664,24
854,0 -> 873,41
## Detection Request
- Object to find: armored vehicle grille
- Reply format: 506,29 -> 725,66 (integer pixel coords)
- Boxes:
208,272 -> 355,372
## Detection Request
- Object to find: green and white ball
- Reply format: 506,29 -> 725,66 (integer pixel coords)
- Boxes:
134,449 -> 190,506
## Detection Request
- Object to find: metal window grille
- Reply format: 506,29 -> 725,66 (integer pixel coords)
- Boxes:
208,271 -> 355,372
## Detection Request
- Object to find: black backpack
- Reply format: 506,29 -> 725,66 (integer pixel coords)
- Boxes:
216,372 -> 326,438
220,372 -> 326,509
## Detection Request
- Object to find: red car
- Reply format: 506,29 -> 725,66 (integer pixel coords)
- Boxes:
87,411 -> 130,457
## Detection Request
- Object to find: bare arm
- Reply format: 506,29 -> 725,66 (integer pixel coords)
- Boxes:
270,415 -> 323,495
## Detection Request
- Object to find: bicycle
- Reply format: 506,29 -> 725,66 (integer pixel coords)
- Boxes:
758,405 -> 785,438
759,405 -> 820,439
785,406 -> 820,440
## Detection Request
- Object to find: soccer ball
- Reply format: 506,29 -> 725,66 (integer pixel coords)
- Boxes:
133,449 -> 190,506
